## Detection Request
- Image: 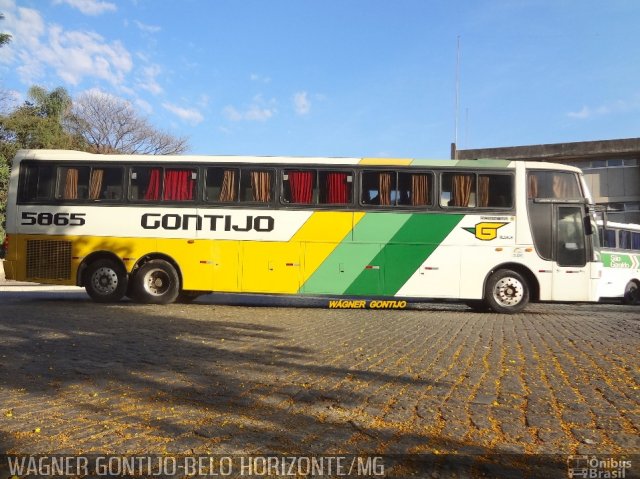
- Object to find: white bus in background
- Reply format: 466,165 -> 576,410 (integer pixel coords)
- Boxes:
598,220 -> 640,304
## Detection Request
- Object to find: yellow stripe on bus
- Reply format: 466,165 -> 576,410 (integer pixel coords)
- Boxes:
294,211 -> 365,285
359,158 -> 413,165
10,212 -> 364,295
240,211 -> 363,294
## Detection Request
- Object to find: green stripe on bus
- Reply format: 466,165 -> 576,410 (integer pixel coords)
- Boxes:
300,213 -> 410,294
344,213 -> 464,296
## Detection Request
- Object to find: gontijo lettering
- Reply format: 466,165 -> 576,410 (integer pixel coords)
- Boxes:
141,213 -> 275,232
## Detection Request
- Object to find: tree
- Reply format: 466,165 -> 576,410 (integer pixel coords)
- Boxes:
66,90 -> 189,155
0,86 -> 81,151
0,13 -> 11,48
28,85 -> 72,121
0,86 -> 81,254
1,8 -> 18,251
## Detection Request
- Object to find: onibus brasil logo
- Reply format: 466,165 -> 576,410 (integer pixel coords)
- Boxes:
463,222 -> 509,241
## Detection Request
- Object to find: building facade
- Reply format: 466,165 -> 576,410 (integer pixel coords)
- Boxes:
453,138 -> 640,224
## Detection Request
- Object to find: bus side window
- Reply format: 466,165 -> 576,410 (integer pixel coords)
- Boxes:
130,167 -> 196,202
441,173 -> 476,207
240,169 -> 273,203
56,166 -> 90,201
88,167 -> 123,201
478,174 -> 513,208
130,167 -> 162,201
206,167 -> 239,203
619,230 -> 631,249
21,163 -> 54,202
603,228 -> 616,248
397,172 -> 432,206
282,169 -> 317,204
319,171 -> 352,205
163,168 -> 197,201
361,170 -> 396,206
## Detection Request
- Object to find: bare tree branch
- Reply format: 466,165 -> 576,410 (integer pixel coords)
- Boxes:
65,90 -> 189,155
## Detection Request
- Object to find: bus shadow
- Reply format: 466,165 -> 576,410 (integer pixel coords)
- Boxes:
0,301 -> 441,451
0,299 -> 583,477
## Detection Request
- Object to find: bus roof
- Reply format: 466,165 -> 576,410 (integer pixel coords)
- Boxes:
12,149 -> 581,173
597,220 -> 640,232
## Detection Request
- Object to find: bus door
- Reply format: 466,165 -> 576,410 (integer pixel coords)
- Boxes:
551,204 -> 591,301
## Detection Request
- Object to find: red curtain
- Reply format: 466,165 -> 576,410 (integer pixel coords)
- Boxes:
164,170 -> 194,201
288,170 -> 314,203
144,168 -> 161,200
326,172 -> 349,204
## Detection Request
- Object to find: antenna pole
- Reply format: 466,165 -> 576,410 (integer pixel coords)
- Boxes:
454,35 -> 461,158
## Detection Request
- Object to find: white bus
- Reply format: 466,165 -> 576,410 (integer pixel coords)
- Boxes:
598,220 -> 640,304
3,149 -> 602,313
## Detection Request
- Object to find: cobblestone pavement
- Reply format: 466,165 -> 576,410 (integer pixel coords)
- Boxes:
0,285 -> 638,463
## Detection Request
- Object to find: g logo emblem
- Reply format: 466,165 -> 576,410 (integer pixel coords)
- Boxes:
464,222 -> 508,241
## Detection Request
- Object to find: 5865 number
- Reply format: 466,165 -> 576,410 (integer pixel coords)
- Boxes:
21,212 -> 86,226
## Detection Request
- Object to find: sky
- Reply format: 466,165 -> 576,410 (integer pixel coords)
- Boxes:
0,0 -> 638,159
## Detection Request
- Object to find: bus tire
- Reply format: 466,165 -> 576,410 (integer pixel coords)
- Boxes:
465,300 -> 490,312
131,259 -> 180,304
175,291 -> 207,303
484,269 -> 529,314
623,281 -> 639,305
84,258 -> 128,303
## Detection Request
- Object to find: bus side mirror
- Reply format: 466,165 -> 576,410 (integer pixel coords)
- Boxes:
584,215 -> 593,235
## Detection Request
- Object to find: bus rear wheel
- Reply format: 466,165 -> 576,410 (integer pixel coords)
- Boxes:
85,259 -> 128,303
484,269 -> 529,314
131,259 -> 180,304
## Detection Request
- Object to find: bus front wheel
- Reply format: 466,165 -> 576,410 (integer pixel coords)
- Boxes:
623,281 -> 639,305
85,259 -> 128,303
484,269 -> 529,314
131,259 -> 180,304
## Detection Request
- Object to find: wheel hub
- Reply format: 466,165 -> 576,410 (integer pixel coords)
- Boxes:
92,267 -> 118,295
144,269 -> 171,296
493,277 -> 523,306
